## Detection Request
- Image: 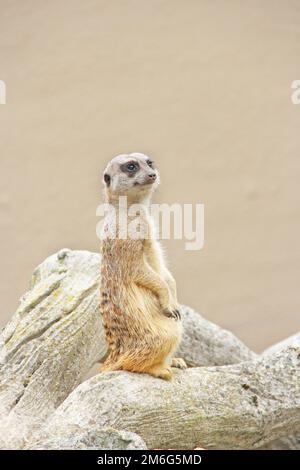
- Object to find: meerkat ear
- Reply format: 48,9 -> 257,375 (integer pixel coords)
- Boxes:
103,173 -> 111,187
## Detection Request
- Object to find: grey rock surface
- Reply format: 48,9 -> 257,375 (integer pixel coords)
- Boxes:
0,249 -> 298,449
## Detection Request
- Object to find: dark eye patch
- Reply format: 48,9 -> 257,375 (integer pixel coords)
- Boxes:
147,160 -> 154,168
120,161 -> 140,176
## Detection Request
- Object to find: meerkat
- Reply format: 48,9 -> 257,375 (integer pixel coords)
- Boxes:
99,152 -> 186,380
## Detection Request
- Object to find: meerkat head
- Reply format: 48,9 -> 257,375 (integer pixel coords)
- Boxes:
103,153 -> 160,203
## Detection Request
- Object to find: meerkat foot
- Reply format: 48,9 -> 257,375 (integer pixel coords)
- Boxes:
171,357 -> 187,369
147,365 -> 173,381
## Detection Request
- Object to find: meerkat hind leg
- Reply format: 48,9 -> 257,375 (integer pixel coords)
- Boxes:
102,359 -> 173,380
171,357 -> 187,369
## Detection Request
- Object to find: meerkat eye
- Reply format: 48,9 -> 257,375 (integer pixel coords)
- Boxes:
126,163 -> 136,172
147,160 -> 154,168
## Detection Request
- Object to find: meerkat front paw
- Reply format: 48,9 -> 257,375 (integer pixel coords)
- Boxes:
163,307 -> 181,320
171,357 -> 187,369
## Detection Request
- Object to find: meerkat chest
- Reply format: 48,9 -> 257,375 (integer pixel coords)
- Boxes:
145,239 -> 166,274
142,214 -> 166,274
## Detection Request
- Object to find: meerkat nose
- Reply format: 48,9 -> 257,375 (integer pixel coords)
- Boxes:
148,173 -> 157,180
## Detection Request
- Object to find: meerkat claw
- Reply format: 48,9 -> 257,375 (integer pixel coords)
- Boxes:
173,308 -> 181,320
163,308 -> 181,320
171,357 -> 187,369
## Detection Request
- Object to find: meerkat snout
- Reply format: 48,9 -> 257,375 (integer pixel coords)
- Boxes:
135,171 -> 157,186
147,172 -> 157,181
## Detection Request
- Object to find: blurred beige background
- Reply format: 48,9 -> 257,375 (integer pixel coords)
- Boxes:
0,0 -> 299,351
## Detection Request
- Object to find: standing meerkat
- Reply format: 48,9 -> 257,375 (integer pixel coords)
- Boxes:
99,152 -> 186,380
